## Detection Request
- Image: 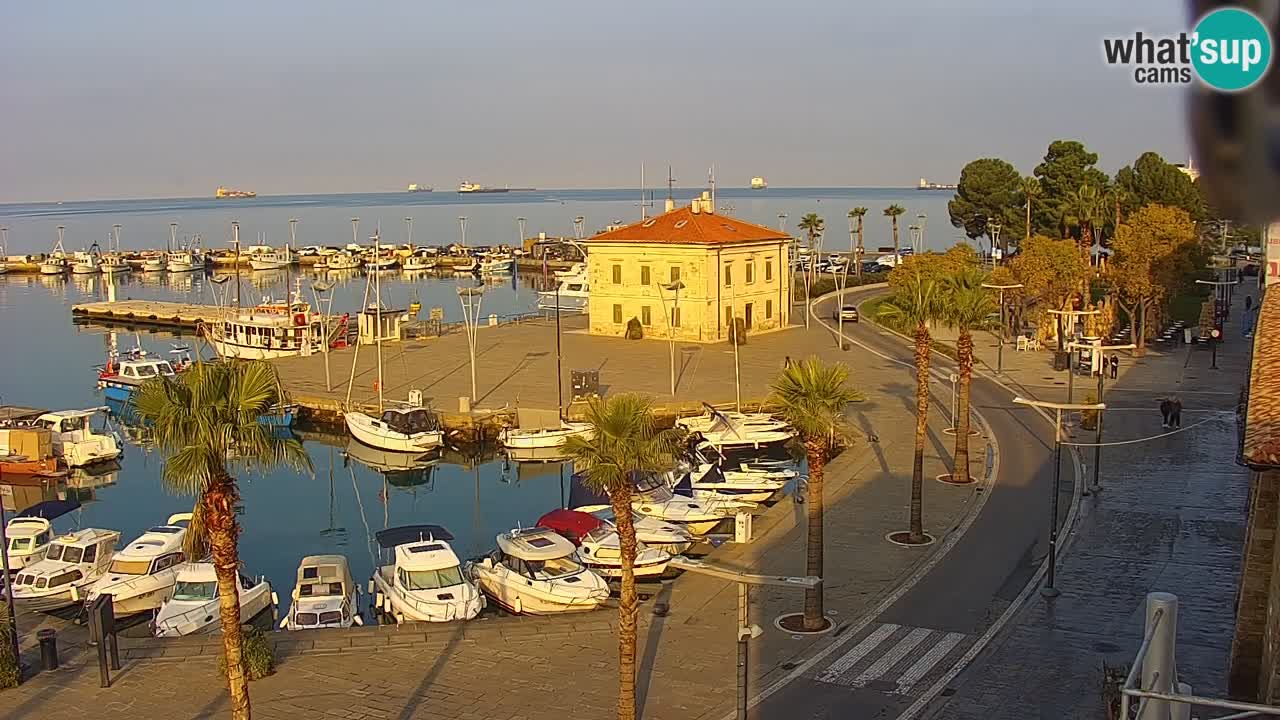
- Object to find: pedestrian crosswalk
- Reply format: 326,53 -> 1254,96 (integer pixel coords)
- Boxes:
815,623 -> 970,696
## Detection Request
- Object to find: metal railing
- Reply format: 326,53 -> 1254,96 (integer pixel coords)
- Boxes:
1122,592 -> 1280,719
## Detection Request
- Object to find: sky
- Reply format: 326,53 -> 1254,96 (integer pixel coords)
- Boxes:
1,1 -> 1192,202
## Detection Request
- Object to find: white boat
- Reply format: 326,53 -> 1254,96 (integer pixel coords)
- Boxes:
553,262 -> 587,281
85,513 -> 192,617
536,510 -> 671,579
369,525 -> 483,623
477,254 -> 514,274
141,255 -> 166,272
536,276 -> 590,313
346,406 -> 443,453
153,562 -> 276,637
71,249 -> 102,275
451,256 -> 478,273
205,293 -> 328,360
750,176 -> 768,190
681,463 -> 785,504
101,254 -> 131,275
249,247 -> 295,271
39,237 -> 68,275
327,251 -> 363,271
10,528 -> 121,612
499,408 -> 592,449
402,253 -> 438,271
166,250 -> 204,273
690,408 -> 794,449
4,517 -> 55,573
465,527 -> 610,615
583,507 -> 694,556
629,472 -> 738,536
363,253 -> 400,270
282,554 -> 364,630
35,407 -> 122,468
97,355 -> 181,400
676,407 -> 789,435
688,441 -> 798,481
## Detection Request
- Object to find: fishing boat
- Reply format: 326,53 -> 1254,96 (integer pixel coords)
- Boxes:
327,251 -> 362,271
750,176 -> 768,190
402,253 -> 438,271
465,527 -> 610,615
97,354 -> 183,402
536,510 -> 672,579
35,407 -> 122,468
451,256 -> 479,274
11,528 -> 121,612
215,186 -> 257,199
281,554 -> 364,630
363,250 -> 400,270
101,254 -> 131,275
406,183 -> 432,193
346,406 -> 443,452
205,290 -> 330,361
499,408 -> 592,450
249,246 -> 295,271
39,231 -> 69,275
4,517 -> 55,573
141,254 -> 166,272
85,513 -> 192,617
71,247 -> 102,275
166,248 -> 205,273
477,254 -> 515,274
153,563 -> 276,637
369,525 -> 483,623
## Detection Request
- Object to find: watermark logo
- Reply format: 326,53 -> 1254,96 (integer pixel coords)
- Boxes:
1102,6 -> 1272,91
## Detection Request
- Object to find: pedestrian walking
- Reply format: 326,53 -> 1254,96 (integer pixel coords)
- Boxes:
1170,396 -> 1183,429
1159,398 -> 1172,429
1246,295 -> 1254,311
784,355 -> 792,369
1109,354 -> 1119,380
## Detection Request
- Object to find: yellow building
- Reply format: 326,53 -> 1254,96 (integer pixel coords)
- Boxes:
584,194 -> 792,342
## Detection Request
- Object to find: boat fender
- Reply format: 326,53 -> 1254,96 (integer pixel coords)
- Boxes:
513,596 -> 522,615
394,612 -> 404,624
70,585 -> 80,602
367,579 -> 375,594
279,616 -> 290,630
352,614 -> 364,626
374,591 -> 384,609
271,591 -> 280,607
382,596 -> 393,614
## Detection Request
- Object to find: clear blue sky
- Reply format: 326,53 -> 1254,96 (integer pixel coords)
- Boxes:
1,0 -> 1190,202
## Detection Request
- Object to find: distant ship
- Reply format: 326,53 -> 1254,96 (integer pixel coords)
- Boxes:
215,186 -> 257,199
407,183 -> 432,193
917,177 -> 957,191
750,176 -> 767,190
457,181 -> 510,194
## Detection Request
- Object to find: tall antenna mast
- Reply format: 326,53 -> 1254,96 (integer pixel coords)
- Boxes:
709,165 -> 716,211
640,163 -> 646,221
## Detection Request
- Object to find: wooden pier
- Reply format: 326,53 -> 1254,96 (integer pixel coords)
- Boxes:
70,299 -> 229,330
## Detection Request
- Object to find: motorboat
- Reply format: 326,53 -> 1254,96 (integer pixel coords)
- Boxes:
282,554 -> 364,630
35,407 -> 122,468
553,262 -> 587,281
369,525 -> 483,623
71,249 -> 102,275
403,253 -> 438,271
97,355 -> 182,402
687,440 -> 798,481
536,275 -> 589,313
363,252 -> 400,271
346,406 -> 443,453
583,507 -> 694,555
0,426 -> 62,478
85,513 -> 192,617
39,239 -> 68,275
465,527 -> 610,615
499,408 -> 592,450
451,256 -> 478,273
249,247 -> 295,271
536,510 -> 672,579
327,251 -> 363,271
166,248 -> 205,273
153,562 -> 276,637
679,463 -> 784,504
141,254 -> 166,272
4,517 -> 55,573
205,293 -> 329,360
629,472 -> 738,536
676,406 -> 789,435
10,528 -> 121,612
100,254 -> 131,275
477,254 -> 514,274
691,409 -> 794,449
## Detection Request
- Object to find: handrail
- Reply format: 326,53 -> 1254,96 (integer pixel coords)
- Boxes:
1122,607 -> 1164,689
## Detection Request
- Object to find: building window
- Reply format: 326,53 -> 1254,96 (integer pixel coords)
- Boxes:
670,265 -> 681,283
612,264 -> 622,284
641,306 -> 651,326
746,261 -> 755,284
725,306 -> 734,326
641,266 -> 651,286
671,307 -> 681,328
765,259 -> 773,281
613,304 -> 623,324
766,299 -> 773,319
724,263 -> 733,287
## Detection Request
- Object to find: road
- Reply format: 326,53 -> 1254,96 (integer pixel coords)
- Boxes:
747,289 -> 1071,719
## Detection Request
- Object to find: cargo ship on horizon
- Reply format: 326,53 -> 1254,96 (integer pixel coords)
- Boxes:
457,181 -> 510,194
215,186 -> 257,199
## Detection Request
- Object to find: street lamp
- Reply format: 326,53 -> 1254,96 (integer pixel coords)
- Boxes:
404,217 -> 414,250
1012,396 -> 1105,597
917,212 -> 927,250
458,216 -> 468,249
987,219 -> 1002,268
908,224 -> 922,255
777,212 -> 787,232
1196,278 -> 1240,369
1067,339 -> 1135,495
659,280 -> 685,396
573,216 -> 585,241
350,217 -> 360,249
982,282 -> 1024,374
457,286 -> 485,406
312,281 -> 335,392
516,216 -> 527,247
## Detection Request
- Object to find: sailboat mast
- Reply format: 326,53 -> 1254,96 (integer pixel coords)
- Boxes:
231,221 -> 241,311
374,228 -> 384,412
287,218 -> 297,307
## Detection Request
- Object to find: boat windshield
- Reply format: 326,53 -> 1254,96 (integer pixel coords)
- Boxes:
109,558 -> 152,575
173,581 -> 217,601
47,544 -> 83,563
9,538 -> 31,551
402,566 -> 464,591
525,556 -> 582,579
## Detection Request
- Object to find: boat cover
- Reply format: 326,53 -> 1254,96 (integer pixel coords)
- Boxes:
536,509 -> 603,544
375,524 -> 453,548
381,408 -> 440,435
15,498 -> 81,520
568,472 -> 610,508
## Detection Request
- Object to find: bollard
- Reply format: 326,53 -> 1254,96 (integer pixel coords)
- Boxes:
1138,592 -> 1179,720
37,628 -> 58,671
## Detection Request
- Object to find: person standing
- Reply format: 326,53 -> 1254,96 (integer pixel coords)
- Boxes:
1110,354 -> 1119,380
1160,398 -> 1172,429
1170,396 -> 1183,429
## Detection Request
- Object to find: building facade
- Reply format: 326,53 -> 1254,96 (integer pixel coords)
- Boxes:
584,195 -> 792,343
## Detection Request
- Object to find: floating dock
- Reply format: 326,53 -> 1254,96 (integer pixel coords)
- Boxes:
70,300 -> 230,330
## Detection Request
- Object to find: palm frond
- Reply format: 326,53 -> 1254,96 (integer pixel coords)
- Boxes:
941,267 -> 998,330
565,394 -> 678,497
879,266 -> 943,327
769,357 -> 863,444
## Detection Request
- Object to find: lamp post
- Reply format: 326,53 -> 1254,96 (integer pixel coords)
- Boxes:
987,219 -> 1002,269
1046,309 -> 1101,406
1012,396 -> 1105,597
1196,278 -> 1240,370
458,216 -> 468,249
404,217 -> 414,250
1067,340 -> 1135,496
659,280 -> 685,396
729,281 -> 742,411
573,216 -> 585,241
982,282 -> 1023,374
917,213 -> 927,251
908,224 -> 922,255
312,281 -> 335,392
777,213 -> 787,232
457,286 -> 485,406
516,216 -> 527,247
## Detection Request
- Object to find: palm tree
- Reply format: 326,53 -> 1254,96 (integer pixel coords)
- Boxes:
1063,184 -> 1103,258
878,267 -> 943,544
1019,176 -> 1041,247
564,394 -> 680,720
798,213 -> 825,286
883,204 -> 906,259
849,207 -> 868,280
135,360 -> 310,720
770,358 -> 863,630
940,268 -> 996,484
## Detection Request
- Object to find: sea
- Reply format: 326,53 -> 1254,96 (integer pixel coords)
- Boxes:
0,187 -> 954,616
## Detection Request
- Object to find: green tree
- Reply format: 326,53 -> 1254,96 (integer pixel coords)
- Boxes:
1107,204 -> 1200,351
563,394 -> 680,720
1113,151 -> 1206,220
849,207 -> 868,279
878,267 -> 944,544
884,204 -> 907,258
1019,176 -> 1042,247
947,158 -> 1024,245
1032,140 -> 1110,237
1062,183 -> 1105,256
940,267 -> 996,484
770,358 -> 862,630
888,243 -> 979,292
134,360 -> 311,720
1009,234 -> 1091,313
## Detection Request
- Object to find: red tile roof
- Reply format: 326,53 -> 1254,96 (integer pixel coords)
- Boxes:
586,205 -> 790,246
1244,289 -> 1280,467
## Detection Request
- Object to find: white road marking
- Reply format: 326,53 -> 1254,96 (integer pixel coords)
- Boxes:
893,632 -> 966,695
814,623 -> 900,684
847,627 -> 932,688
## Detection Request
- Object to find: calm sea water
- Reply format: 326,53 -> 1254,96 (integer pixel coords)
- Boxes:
0,187 -> 936,605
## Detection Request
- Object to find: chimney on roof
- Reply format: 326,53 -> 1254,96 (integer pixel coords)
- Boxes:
699,190 -> 714,214
690,197 -> 701,214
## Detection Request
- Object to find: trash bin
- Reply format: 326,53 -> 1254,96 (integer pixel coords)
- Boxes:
1052,351 -> 1070,371
38,628 -> 58,671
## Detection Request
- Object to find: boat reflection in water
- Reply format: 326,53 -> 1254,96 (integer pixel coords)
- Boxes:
343,436 -> 441,490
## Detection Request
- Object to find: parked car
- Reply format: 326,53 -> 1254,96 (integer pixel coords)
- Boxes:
832,305 -> 859,322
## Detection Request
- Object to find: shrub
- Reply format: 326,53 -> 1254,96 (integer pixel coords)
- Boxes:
217,626 -> 275,681
0,604 -> 18,689
625,317 -> 643,340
